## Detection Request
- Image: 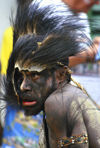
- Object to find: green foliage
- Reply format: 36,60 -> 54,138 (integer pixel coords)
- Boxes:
88,5 -> 100,39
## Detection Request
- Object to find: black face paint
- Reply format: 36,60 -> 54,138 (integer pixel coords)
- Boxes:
14,68 -> 57,115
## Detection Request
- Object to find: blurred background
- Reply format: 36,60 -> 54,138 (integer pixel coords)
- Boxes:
72,4 -> 100,76
71,3 -> 100,105
0,0 -> 17,49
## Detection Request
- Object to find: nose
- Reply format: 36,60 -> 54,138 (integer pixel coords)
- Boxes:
20,78 -> 31,92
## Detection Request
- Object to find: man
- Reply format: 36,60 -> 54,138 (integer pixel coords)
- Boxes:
4,34 -> 100,148
1,0 -> 100,147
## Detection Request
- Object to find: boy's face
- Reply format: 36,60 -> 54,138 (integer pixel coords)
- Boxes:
14,68 -> 55,115
62,0 -> 99,12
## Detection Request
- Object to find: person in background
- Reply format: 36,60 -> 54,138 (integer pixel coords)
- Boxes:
61,0 -> 100,67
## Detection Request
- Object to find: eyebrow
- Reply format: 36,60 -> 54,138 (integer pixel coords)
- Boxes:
22,70 -> 40,75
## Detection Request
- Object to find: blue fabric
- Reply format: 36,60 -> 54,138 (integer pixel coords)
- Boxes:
95,44 -> 100,61
2,106 -> 43,148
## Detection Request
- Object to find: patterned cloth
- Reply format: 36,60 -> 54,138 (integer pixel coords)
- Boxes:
2,106 -> 43,148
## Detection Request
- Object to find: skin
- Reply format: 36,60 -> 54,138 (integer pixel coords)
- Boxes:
45,83 -> 100,148
69,37 -> 100,68
15,67 -> 100,148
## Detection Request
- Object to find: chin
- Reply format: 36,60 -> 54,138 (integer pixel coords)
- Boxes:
23,106 -> 43,116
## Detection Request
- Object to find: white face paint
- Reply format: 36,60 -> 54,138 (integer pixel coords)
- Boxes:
15,63 -> 46,72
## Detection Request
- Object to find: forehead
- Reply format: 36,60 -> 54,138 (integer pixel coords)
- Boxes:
18,68 -> 52,76
14,66 -> 55,79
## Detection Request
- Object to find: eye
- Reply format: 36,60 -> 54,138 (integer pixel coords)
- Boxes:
17,74 -> 23,86
31,72 -> 40,80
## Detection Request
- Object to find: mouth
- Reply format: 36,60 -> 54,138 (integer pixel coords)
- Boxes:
22,100 -> 37,106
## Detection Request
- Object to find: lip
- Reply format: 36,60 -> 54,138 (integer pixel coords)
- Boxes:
22,100 -> 37,106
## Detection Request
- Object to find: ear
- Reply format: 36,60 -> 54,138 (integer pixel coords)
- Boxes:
55,67 -> 67,87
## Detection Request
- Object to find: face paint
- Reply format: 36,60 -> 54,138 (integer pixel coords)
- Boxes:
14,68 -> 56,115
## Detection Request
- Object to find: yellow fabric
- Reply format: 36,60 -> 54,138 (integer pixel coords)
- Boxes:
0,27 -> 13,75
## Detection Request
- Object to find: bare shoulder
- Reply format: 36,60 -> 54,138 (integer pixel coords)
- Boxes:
45,83 -> 98,116
45,83 -> 89,107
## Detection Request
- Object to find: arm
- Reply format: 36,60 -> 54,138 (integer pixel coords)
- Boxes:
45,92 -> 69,148
69,38 -> 100,67
81,98 -> 100,148
45,84 -> 89,148
69,53 -> 88,68
70,86 -> 100,148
